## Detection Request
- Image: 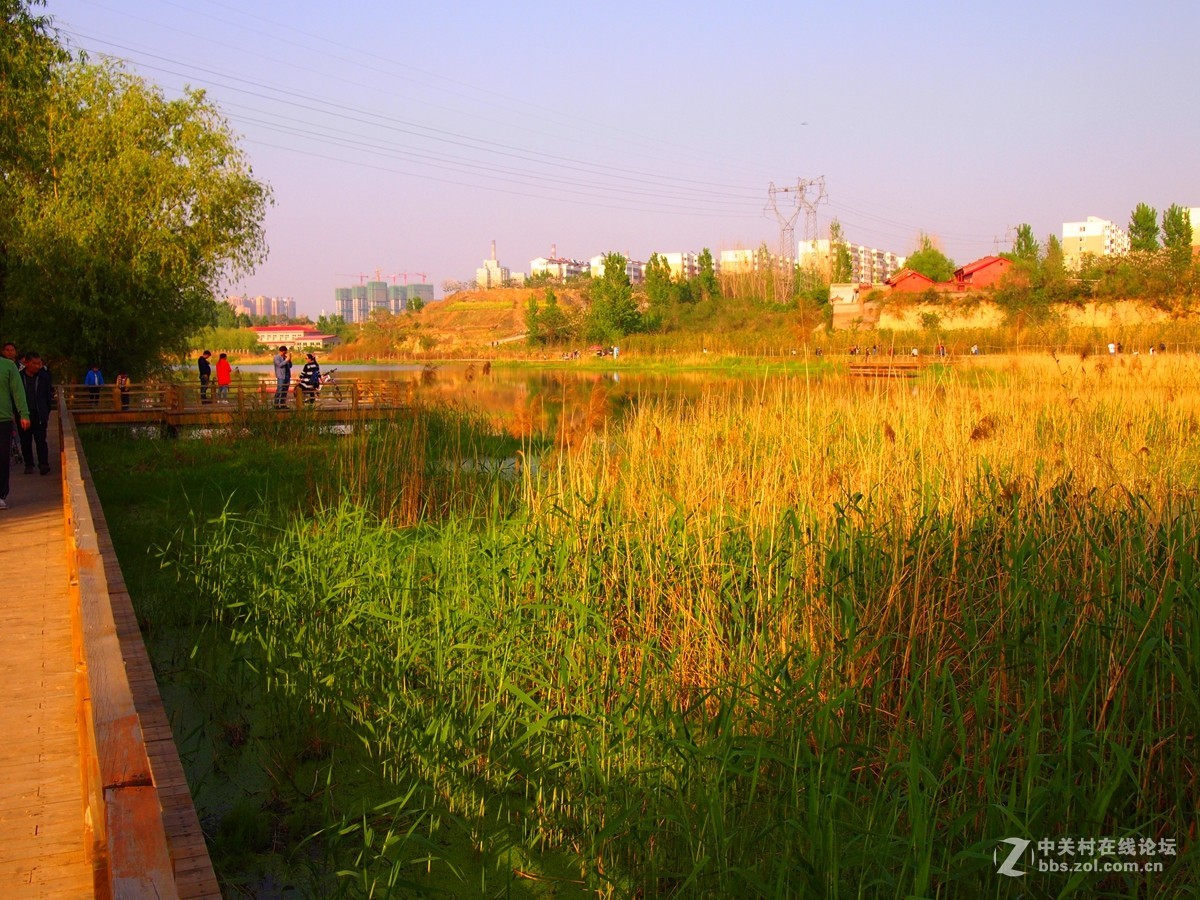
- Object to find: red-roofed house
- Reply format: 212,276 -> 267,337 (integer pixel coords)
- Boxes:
952,256 -> 1012,290
250,325 -> 340,350
885,268 -> 936,293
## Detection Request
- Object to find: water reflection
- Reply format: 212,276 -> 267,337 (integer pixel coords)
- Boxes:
236,363 -> 765,438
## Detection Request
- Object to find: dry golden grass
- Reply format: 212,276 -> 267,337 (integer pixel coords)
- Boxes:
539,352 -> 1200,531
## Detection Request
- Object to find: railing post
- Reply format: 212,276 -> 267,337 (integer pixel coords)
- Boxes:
352,381 -> 359,414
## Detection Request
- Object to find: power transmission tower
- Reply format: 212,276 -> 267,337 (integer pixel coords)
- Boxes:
766,177 -> 827,303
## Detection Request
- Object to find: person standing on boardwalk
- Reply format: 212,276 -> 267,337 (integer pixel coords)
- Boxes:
115,372 -> 131,409
0,351 -> 31,510
272,346 -> 291,409
215,353 -> 232,403
298,353 -> 320,405
18,352 -> 53,476
84,364 -> 104,407
198,349 -> 213,404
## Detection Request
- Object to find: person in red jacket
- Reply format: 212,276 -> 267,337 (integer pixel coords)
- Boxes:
215,352 -> 233,403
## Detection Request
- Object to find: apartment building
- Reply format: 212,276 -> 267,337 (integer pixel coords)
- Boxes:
228,295 -> 297,320
653,252 -> 701,281
718,248 -> 761,273
589,254 -> 645,284
1061,216 -> 1130,269
333,279 -> 434,323
796,240 -> 905,284
530,253 -> 588,281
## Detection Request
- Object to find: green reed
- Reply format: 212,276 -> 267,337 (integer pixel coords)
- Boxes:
91,358 -> 1200,896
177,480 -> 1198,895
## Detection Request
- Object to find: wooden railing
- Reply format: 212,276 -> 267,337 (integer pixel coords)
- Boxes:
62,378 -> 412,420
60,397 -> 180,897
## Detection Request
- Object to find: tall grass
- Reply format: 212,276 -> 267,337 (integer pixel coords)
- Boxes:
153,354 -> 1200,895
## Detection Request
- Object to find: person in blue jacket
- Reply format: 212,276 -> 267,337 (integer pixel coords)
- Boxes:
84,364 -> 104,407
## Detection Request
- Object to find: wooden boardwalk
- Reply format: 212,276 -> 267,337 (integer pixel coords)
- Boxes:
0,411 -> 220,898
0,425 -> 92,895
65,379 -> 410,429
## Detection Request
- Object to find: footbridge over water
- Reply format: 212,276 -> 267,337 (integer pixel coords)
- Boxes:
64,378 -> 412,430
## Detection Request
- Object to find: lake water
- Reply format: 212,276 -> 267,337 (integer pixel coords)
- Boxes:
234,361 -> 797,436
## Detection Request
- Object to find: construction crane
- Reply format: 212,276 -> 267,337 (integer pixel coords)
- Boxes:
336,273 -> 370,285
389,272 -> 408,285
412,271 -> 428,284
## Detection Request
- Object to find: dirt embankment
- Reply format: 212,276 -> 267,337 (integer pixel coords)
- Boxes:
876,299 -> 1176,331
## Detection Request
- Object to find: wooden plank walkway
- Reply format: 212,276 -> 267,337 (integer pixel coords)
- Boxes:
0,414 -> 220,898
65,379 -> 410,430
0,425 -> 94,897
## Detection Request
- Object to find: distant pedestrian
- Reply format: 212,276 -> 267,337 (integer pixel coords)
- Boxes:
18,351 -> 53,475
272,346 -> 292,409
198,349 -> 213,404
216,353 -> 232,402
115,372 -> 131,410
0,349 -> 31,509
298,353 -> 320,405
85,365 -> 104,407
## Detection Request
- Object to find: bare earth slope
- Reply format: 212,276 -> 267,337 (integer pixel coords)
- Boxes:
413,287 -> 586,343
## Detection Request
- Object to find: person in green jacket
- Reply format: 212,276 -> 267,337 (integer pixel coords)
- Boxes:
0,353 -> 31,510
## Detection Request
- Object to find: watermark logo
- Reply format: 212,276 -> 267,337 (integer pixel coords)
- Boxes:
994,835 -> 1176,877
994,838 -> 1031,877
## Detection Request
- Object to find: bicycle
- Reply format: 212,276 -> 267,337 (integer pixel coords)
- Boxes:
317,368 -> 344,402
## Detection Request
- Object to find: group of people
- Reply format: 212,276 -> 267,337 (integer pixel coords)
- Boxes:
0,341 -> 55,511
197,350 -> 234,403
271,346 -> 323,408
198,346 -> 323,408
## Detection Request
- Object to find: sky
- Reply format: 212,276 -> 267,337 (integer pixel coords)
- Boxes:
42,0 -> 1200,319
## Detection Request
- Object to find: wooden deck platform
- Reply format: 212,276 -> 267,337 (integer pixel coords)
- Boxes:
848,356 -> 950,378
0,409 -> 220,898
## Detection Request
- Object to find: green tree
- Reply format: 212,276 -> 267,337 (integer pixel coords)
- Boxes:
904,233 -> 955,283
1010,223 -> 1040,263
585,252 -> 639,343
829,220 -> 853,283
1128,203 -> 1159,252
0,0 -> 65,312
2,56 -> 271,377
538,287 -> 570,343
524,293 -> 542,345
695,248 -> 718,300
1162,204 -> 1194,272
644,253 -> 673,309
316,313 -> 342,332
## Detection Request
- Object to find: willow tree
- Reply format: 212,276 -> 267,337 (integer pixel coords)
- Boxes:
3,54 -> 271,377
0,0 -> 64,312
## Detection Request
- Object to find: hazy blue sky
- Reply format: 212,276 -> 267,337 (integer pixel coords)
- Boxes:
44,0 -> 1199,317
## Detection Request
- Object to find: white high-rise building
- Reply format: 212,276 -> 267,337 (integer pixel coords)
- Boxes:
1061,216 -> 1130,269
476,240 -> 510,289
797,239 -> 905,284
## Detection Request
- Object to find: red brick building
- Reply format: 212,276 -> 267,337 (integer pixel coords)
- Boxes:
952,256 -> 1011,290
885,268 -> 937,293
885,256 -> 1013,295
